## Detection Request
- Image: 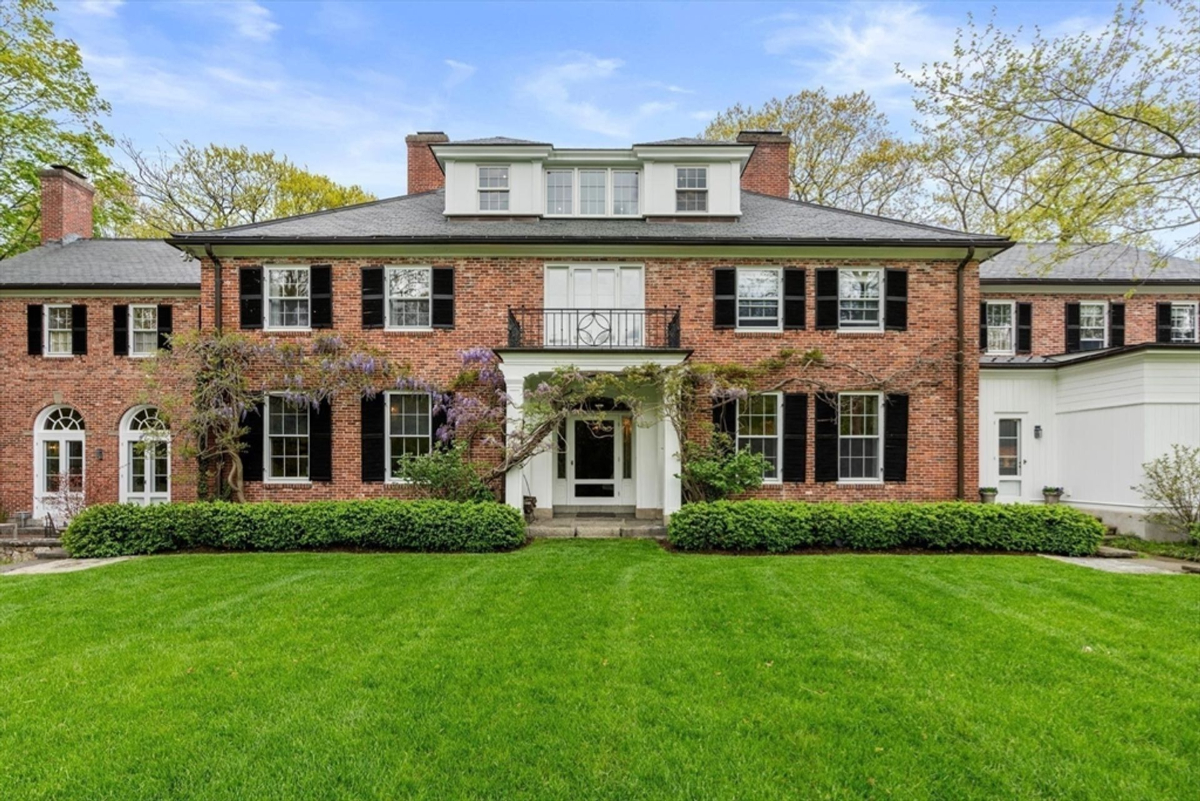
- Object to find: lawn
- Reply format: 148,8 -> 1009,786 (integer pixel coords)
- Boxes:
1,541 -> 1196,800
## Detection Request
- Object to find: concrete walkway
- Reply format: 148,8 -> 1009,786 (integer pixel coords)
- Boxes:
1041,555 -> 1194,575
1,557 -> 131,576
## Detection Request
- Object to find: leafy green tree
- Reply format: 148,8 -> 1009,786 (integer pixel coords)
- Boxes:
119,138 -> 376,235
703,89 -> 928,219
0,0 -> 129,259
905,0 -> 1199,255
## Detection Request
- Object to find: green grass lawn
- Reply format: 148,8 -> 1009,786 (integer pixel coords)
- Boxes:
1,541 -> 1197,800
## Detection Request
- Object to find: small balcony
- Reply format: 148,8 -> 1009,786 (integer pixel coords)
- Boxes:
506,307 -> 682,350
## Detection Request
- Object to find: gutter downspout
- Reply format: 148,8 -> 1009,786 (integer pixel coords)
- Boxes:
205,243 -> 223,332
955,246 -> 975,501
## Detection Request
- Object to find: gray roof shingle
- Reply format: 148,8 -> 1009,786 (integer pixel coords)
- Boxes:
0,238 -> 198,288
173,189 -> 1007,245
633,137 -> 739,146
447,137 -> 551,145
981,242 -> 1200,284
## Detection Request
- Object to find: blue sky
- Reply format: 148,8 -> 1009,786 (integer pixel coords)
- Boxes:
55,1 -> 1124,198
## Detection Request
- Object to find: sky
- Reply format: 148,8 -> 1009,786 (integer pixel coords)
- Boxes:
53,0 -> 1127,199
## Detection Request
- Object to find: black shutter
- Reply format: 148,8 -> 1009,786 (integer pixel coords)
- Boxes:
70,304 -> 87,355
113,304 -> 129,356
1016,303 -> 1033,354
979,302 -> 988,350
813,394 -> 838,482
362,267 -> 385,329
361,394 -> 386,482
240,401 -> 265,483
310,265 -> 333,329
240,267 -> 263,330
884,269 -> 908,331
431,395 -> 449,450
711,399 -> 736,441
431,267 -> 455,328
1156,303 -> 1174,343
1109,303 -> 1125,348
782,393 -> 808,482
27,305 -> 43,356
157,304 -> 174,351
713,268 -> 736,329
1065,302 -> 1081,353
883,394 -> 909,482
815,269 -> 838,329
783,268 -> 806,330
309,399 -> 332,482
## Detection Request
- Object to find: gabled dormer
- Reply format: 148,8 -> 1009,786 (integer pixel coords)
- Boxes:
405,131 -> 791,221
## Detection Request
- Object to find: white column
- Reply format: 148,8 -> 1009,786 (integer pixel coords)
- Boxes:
502,371 -> 527,512
662,417 -> 682,519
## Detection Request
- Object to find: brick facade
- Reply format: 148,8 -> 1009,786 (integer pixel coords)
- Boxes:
38,167 -> 94,244
0,295 -> 201,516
736,131 -> 791,199
405,132 -> 448,194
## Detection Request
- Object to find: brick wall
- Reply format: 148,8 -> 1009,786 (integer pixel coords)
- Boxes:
405,132 -> 447,194
981,289 -> 1200,356
737,131 -> 791,199
0,295 -> 201,516
38,167 -> 94,244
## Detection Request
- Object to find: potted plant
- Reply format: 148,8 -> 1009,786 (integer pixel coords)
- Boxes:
1042,486 -> 1063,505
979,487 -> 998,503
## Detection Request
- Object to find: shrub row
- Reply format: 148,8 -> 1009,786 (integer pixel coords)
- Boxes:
62,500 -> 526,558
668,501 -> 1105,556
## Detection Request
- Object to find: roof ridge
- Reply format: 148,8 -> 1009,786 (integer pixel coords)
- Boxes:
742,190 -> 1008,240
173,189 -> 444,237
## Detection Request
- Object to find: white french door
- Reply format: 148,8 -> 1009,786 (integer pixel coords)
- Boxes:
122,439 -> 170,506
544,265 -> 644,347
34,436 -> 84,521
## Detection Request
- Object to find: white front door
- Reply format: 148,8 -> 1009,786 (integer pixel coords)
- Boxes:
34,436 -> 84,522
995,416 -> 1024,501
567,413 -> 630,504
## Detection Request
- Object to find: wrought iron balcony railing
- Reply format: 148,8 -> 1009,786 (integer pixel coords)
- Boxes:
507,307 -> 682,350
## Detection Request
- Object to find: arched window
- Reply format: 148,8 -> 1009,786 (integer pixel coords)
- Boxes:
33,405 -> 86,522
120,406 -> 170,506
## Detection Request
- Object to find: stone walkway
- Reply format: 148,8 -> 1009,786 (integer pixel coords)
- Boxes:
1,557 -> 132,576
1041,555 -> 1193,575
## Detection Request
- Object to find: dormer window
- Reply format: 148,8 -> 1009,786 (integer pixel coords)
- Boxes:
546,170 -> 573,215
478,166 -> 509,211
612,171 -> 638,215
542,168 -> 641,217
579,170 -> 606,214
676,167 -> 708,212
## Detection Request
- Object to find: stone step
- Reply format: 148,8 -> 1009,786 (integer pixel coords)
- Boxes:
34,547 -> 69,560
1181,563 -> 1200,575
529,520 -> 665,539
1096,545 -> 1138,559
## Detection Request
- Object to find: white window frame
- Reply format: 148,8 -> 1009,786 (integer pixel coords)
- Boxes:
120,405 -> 171,505
675,166 -> 708,213
545,169 -> 575,216
837,392 -> 884,484
985,301 -> 1016,355
384,265 -> 433,331
264,394 -> 310,483
736,392 -> 782,484
1169,301 -> 1199,343
577,168 -> 607,216
43,304 -> 73,357
610,169 -> 640,217
1079,300 -> 1108,350
384,391 -> 433,482
129,304 -> 159,358
541,167 -> 642,218
997,418 -> 1021,478
33,405 -> 86,522
735,267 -> 782,331
477,165 -> 510,212
264,265 -> 312,331
837,268 -> 884,332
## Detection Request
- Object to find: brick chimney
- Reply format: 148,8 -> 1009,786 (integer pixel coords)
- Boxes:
39,165 -> 95,243
406,131 -> 449,194
737,130 -> 791,199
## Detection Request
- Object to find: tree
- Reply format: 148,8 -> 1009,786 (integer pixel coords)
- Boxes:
118,139 -> 376,235
703,89 -> 928,219
0,0 -> 129,259
905,0 -> 1200,256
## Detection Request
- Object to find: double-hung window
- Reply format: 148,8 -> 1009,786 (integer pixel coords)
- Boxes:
838,393 -> 882,481
266,266 -> 310,329
1170,302 -> 1199,342
838,269 -> 883,330
985,301 -> 1015,354
736,268 -> 781,329
736,393 -> 780,481
129,305 -> 158,356
44,305 -> 73,356
266,396 -> 309,481
386,392 -> 431,479
675,167 -> 708,212
386,266 -> 431,329
478,166 -> 510,211
546,170 -> 574,215
579,170 -> 606,215
612,170 -> 639,215
1079,302 -> 1107,350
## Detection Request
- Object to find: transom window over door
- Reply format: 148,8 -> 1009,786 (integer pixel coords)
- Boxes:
1079,302 -> 1107,350
736,268 -> 781,329
266,266 -> 311,329
478,166 -> 509,211
838,393 -> 881,481
386,266 -> 431,328
737,394 -> 780,480
986,302 -> 1015,354
676,167 -> 708,212
838,269 -> 883,330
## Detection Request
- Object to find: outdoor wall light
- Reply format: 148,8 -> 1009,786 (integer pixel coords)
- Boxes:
96,448 -> 104,461
1034,426 -> 1042,439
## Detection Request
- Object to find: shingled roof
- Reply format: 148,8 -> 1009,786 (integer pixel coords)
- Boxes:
0,238 -> 198,288
981,242 -> 1200,284
170,189 -> 1008,247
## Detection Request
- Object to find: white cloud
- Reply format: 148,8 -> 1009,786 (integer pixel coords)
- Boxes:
76,0 -> 124,16
638,101 -> 676,116
518,54 -> 630,138
689,109 -> 717,121
206,1 -> 280,42
444,59 -> 477,89
647,81 -> 695,95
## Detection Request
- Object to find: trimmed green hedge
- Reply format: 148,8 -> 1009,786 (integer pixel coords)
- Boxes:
62,500 -> 526,558
668,501 -> 1104,556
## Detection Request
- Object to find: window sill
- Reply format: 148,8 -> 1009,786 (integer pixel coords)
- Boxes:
835,328 -> 886,335
383,327 -> 434,334
42,352 -> 75,358
837,479 -> 884,485
264,479 -> 312,486
734,327 -> 783,334
263,327 -> 313,334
